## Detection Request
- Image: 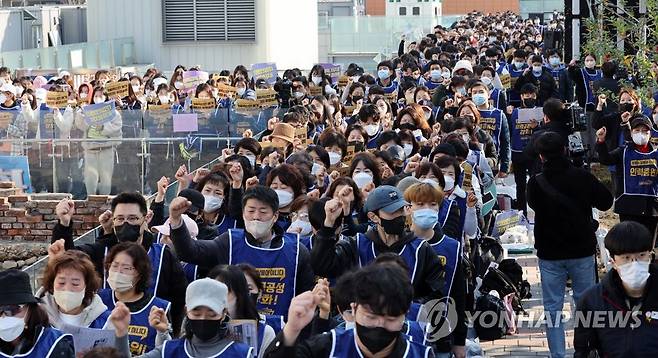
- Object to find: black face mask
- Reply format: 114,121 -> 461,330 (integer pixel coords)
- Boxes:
619,103 -> 635,114
378,215 -> 406,236
186,318 -> 229,341
398,123 -> 417,132
522,98 -> 536,108
114,223 -> 142,242
356,322 -> 399,353
348,141 -> 365,153
352,95 -> 364,103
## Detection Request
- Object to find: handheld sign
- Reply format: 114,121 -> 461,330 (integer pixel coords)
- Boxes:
173,113 -> 199,132
83,101 -> 116,126
235,99 -> 260,111
294,126 -> 309,146
105,81 -> 129,99
251,63 -> 278,85
192,98 -> 216,110
517,108 -> 543,124
320,63 -> 341,85
183,70 -> 209,93
46,91 -> 68,108
256,89 -> 278,107
309,86 -> 323,97
217,83 -> 237,98
384,91 -> 398,103
338,75 -> 349,88
228,320 -> 259,356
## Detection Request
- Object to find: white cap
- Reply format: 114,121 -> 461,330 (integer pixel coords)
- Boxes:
453,60 -> 474,75
186,278 -> 228,314
152,77 -> 168,88
152,214 -> 198,238
58,71 -> 71,78
0,83 -> 16,96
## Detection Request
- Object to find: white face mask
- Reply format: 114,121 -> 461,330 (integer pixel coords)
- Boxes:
616,260 -> 650,290
174,81 -> 184,90
132,85 -> 141,94
275,189 -> 294,208
654,114 -> 658,126
352,172 -> 373,188
94,96 -> 106,103
312,76 -> 322,85
237,87 -> 246,96
364,124 -> 380,137
480,76 -> 492,86
0,316 -> 24,342
107,271 -> 134,292
287,219 -> 313,236
403,144 -> 413,157
443,176 -> 455,191
293,91 -> 305,99
159,95 -> 170,104
311,162 -> 323,176
53,289 -> 85,312
0,94 -> 7,104
632,132 -> 650,146
80,92 -> 88,99
328,152 -> 342,166
245,218 -> 274,238
203,195 -> 224,213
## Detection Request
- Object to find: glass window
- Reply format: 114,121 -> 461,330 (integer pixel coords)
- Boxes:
399,6 -> 407,15
412,6 -> 420,15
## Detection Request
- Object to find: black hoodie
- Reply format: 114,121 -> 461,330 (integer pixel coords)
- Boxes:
574,264 -> 658,358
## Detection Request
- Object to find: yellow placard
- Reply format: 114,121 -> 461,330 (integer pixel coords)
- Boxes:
384,91 -> 398,103
0,112 -> 13,129
309,86 -> 323,97
235,99 -> 260,110
105,81 -> 130,99
148,104 -> 171,112
256,89 -> 278,107
217,83 -> 237,98
192,98 -> 216,110
338,75 -> 349,87
46,91 -> 68,108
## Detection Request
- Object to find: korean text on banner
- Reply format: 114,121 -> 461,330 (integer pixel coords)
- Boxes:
251,63 -> 278,85
105,81 -> 129,99
173,113 -> 199,132
83,101 -> 116,126
320,63 -> 341,85
183,71 -> 209,93
46,91 -> 68,108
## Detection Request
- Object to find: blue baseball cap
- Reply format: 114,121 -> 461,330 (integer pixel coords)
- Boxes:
364,185 -> 408,213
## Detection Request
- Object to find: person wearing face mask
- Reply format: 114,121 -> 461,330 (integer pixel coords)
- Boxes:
479,66 -> 507,111
49,193 -> 188,337
568,53 -> 603,111
287,196 -> 315,239
289,76 -> 310,107
356,104 -> 383,149
375,61 -> 399,96
597,115 -> 658,236
424,61 -> 445,94
527,132 -> 613,358
209,265 -> 276,358
310,186 -> 445,304
152,214 -> 202,283
574,221 -> 658,358
236,263 -> 287,335
264,264 -> 433,358
169,186 -> 315,318
592,88 -> 640,156
264,164 -> 306,232
36,251 -> 110,332
307,65 -> 337,97
0,270 -> 75,357
96,242 -> 171,356
514,55 -> 558,106
543,49 -> 572,102
470,81 -> 511,178
404,183 -> 467,358
504,49 -> 529,107
112,278 -> 253,357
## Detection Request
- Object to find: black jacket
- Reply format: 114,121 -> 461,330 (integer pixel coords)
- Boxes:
527,157 -> 613,260
574,264 -> 658,358
50,223 -> 188,335
513,68 -> 559,106
523,120 -> 571,170
310,227 -> 445,303
596,142 -> 658,217
591,110 -> 630,151
169,221 -> 315,296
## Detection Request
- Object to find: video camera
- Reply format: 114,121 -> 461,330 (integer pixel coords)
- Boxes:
563,102 -> 587,158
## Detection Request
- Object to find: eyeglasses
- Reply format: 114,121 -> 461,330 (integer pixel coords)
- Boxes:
110,262 -> 136,273
0,304 -> 25,317
291,212 -> 309,221
112,216 -> 143,225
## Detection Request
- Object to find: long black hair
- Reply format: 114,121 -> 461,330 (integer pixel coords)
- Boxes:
208,265 -> 260,321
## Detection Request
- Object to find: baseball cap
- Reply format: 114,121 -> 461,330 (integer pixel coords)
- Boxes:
152,214 -> 199,238
631,115 -> 652,130
364,185 -> 409,213
178,189 -> 204,214
186,278 -> 228,314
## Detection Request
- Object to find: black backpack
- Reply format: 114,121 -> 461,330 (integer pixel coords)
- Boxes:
473,293 -> 509,341
498,259 -> 532,300
479,265 -> 526,314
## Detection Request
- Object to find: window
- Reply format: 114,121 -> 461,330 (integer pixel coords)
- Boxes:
399,6 -> 406,15
163,0 -> 255,42
412,6 -> 420,15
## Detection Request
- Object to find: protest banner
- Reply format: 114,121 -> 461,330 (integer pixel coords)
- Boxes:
173,113 -> 199,132
148,104 -> 171,112
338,75 -> 349,88
46,91 -> 68,108
251,63 -> 278,85
309,86 -> 323,96
217,83 -> 237,98
256,89 -> 278,107
83,101 -> 116,126
105,81 -> 129,99
192,98 -> 217,110
294,126 -> 309,146
320,63 -> 341,84
384,91 -> 398,103
517,108 -> 544,123
491,210 -> 528,238
183,70 -> 209,93
235,99 -> 261,111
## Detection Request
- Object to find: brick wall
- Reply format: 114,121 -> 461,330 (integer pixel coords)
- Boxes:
0,182 -> 108,242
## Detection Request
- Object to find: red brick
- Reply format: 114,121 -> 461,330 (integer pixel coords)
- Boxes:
7,195 -> 28,203
0,182 -> 14,189
17,215 -> 42,223
35,201 -> 60,209
87,195 -> 109,202
0,217 -> 16,223
0,197 -> 7,204
6,209 -> 26,217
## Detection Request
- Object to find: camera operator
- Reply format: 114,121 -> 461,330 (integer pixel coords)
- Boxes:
526,131 -> 614,358
524,98 -> 572,170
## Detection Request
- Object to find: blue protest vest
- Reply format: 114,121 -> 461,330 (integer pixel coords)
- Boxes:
581,68 -> 603,106
403,321 -> 427,345
377,79 -> 399,94
299,235 -> 313,251
161,339 -> 253,358
366,131 -> 381,149
545,64 -> 566,89
103,243 -> 165,295
329,328 -> 432,358
0,327 -> 73,358
509,108 -> 536,152
489,88 -> 503,110
406,302 -> 422,322
429,235 -> 461,297
478,108 -> 504,152
507,64 -> 526,105
264,314 -> 285,333
650,128 -> 658,147
496,62 -> 507,75
455,195 -> 467,240
88,310 -> 111,329
228,229 -> 299,316
438,198 -> 455,228
621,146 -> 658,198
215,214 -> 238,233
98,288 -> 170,356
356,233 -> 423,283
425,80 -> 442,94
181,262 -> 199,283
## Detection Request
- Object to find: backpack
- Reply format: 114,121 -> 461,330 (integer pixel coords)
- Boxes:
497,259 -> 532,300
476,236 -> 504,277
479,264 -> 526,314
473,293 -> 509,341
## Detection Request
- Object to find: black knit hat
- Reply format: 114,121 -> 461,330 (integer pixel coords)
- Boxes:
178,189 -> 205,214
0,270 -> 37,305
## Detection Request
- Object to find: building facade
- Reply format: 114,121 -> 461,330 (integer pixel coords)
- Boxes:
385,0 -> 442,17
